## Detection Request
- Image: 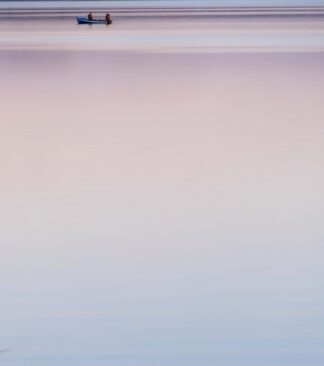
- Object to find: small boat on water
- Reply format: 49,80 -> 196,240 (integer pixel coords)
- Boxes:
76,16 -> 112,25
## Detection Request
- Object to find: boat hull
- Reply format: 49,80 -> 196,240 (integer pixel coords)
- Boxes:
77,16 -> 112,25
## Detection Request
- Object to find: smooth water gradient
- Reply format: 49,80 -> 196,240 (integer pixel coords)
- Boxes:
0,4 -> 324,366
1,8 -> 324,51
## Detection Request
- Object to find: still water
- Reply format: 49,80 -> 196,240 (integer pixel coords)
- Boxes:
0,7 -> 324,366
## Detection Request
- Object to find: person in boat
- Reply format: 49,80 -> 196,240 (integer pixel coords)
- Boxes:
105,12 -> 112,24
88,12 -> 93,21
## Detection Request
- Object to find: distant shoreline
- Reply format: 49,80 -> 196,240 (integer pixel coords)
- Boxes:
2,6 -> 324,18
1,5 -> 324,11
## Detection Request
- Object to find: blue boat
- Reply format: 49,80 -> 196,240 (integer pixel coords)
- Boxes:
76,16 -> 112,25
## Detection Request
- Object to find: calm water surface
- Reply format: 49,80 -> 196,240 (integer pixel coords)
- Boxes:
0,9 -> 323,366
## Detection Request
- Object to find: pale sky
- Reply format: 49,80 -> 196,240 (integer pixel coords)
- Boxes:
1,0 -> 324,4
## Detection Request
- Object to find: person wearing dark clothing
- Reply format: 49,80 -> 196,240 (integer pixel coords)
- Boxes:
88,12 -> 93,21
105,13 -> 112,24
